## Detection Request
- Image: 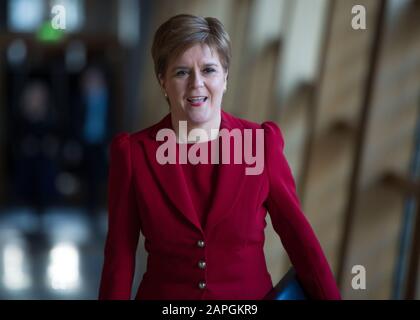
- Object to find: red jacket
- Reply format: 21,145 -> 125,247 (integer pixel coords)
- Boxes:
98,110 -> 341,300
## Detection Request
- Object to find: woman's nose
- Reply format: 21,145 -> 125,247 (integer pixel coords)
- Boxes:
189,70 -> 204,88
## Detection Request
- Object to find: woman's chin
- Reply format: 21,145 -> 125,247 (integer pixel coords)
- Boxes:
186,107 -> 214,124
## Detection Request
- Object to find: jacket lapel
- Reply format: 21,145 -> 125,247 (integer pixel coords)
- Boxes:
204,112 -> 247,236
141,114 -> 202,232
140,111 -> 247,235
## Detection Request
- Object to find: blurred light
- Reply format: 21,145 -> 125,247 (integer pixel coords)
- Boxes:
6,39 -> 27,66
65,40 -> 87,73
56,172 -> 80,197
2,242 -> 31,291
47,242 -> 80,291
118,0 -> 140,47
0,208 -> 40,234
8,0 -> 84,33
41,208 -> 92,244
8,0 -> 45,32
36,21 -> 65,42
388,0 -> 413,23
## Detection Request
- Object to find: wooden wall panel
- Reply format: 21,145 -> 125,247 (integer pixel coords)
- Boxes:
343,1 -> 420,299
302,0 -> 381,279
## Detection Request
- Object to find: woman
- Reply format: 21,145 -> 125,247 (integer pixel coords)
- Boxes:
98,14 -> 341,300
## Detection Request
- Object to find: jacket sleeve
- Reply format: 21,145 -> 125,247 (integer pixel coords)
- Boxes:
262,121 -> 341,300
98,133 -> 141,300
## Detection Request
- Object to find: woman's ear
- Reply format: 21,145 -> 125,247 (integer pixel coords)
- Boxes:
224,71 -> 228,92
158,73 -> 167,97
158,73 -> 164,88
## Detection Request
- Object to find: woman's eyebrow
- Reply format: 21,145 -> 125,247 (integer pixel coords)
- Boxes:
171,63 -> 219,71
202,63 -> 218,67
172,66 -> 189,70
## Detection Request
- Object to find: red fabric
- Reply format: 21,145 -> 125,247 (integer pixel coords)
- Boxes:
98,110 -> 341,300
179,141 -> 218,229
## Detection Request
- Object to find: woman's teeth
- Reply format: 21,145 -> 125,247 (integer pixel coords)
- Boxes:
187,97 -> 207,103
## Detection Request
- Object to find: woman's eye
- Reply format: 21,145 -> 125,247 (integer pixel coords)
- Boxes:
175,70 -> 188,76
203,68 -> 216,73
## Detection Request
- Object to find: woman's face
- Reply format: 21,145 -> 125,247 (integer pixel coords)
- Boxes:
159,44 -> 228,126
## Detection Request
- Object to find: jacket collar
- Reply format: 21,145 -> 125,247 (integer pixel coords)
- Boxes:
147,109 -> 239,139
140,110 -> 247,236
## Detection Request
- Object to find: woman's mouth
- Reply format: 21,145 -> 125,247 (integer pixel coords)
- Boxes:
187,96 -> 208,107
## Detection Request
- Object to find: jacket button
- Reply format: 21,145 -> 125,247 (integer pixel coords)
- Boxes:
197,240 -> 205,248
198,281 -> 206,290
198,260 -> 206,269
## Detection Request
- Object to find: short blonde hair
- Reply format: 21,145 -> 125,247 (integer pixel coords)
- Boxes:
151,14 -> 231,80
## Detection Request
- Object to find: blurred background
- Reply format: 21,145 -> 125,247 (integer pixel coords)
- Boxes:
0,0 -> 419,300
